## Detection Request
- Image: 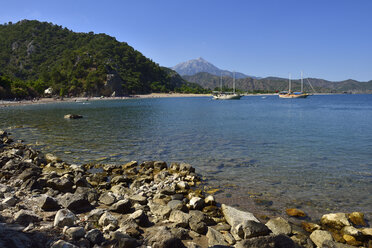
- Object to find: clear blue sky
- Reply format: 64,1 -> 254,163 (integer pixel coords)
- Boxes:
1,0 -> 371,81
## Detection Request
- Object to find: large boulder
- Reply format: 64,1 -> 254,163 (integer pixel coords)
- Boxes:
221,204 -> 259,229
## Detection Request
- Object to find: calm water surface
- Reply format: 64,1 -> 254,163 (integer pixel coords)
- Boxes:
1,95 -> 371,220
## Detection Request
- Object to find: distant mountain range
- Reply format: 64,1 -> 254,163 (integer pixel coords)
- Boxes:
172,57 -> 258,79
183,72 -> 372,93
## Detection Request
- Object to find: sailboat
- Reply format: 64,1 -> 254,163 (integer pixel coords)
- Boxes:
279,72 -> 309,98
213,72 -> 241,100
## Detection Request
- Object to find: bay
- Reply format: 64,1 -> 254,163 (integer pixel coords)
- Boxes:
1,94 -> 371,220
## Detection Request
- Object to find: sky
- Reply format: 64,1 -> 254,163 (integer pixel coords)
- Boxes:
1,0 -> 371,81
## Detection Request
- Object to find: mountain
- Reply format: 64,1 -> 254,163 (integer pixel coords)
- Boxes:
183,72 -> 372,93
0,20 -> 205,99
172,57 -> 255,79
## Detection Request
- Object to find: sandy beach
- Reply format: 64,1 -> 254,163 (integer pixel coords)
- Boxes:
0,93 -> 212,107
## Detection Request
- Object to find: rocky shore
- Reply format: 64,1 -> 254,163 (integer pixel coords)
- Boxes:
0,130 -> 371,248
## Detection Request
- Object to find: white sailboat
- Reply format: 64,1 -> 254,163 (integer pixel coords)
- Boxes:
279,72 -> 310,98
213,72 -> 241,100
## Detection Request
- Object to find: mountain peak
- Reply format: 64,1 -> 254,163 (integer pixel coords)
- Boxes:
171,58 -> 251,79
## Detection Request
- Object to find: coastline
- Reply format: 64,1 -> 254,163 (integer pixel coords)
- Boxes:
0,130 -> 371,247
0,92 -> 353,108
0,93 -> 212,107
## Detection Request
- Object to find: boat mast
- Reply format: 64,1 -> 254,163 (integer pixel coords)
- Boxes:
301,71 -> 303,93
289,73 -> 292,93
233,71 -> 235,94
220,73 -> 223,93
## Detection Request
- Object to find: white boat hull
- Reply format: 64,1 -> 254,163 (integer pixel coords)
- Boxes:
213,94 -> 241,100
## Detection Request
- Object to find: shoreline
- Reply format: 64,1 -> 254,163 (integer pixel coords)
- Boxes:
1,130 -> 371,247
0,92 -> 358,107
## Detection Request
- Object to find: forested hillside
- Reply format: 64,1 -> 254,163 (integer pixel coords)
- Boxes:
0,20 -> 205,99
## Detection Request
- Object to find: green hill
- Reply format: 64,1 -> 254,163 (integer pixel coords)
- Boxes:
0,20 -> 204,99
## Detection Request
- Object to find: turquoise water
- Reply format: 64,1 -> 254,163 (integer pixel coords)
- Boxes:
1,95 -> 372,219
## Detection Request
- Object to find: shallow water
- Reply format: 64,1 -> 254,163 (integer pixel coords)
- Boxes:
1,95 -> 372,220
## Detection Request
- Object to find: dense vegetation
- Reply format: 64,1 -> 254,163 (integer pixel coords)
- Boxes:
0,20 -> 206,99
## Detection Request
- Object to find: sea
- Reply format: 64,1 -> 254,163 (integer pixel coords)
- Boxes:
1,94 -> 371,221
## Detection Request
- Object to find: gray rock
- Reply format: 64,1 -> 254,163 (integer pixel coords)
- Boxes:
154,161 -> 168,170
86,208 -> 105,221
59,193 -> 91,213
204,195 -> 216,205
221,204 -> 259,230
128,209 -> 148,227
99,191 -> 117,205
176,181 -> 189,190
85,228 -> 104,245
235,234 -> 296,248
206,227 -> 228,247
45,153 -> 61,163
189,197 -> 204,210
14,210 -> 41,225
341,226 -> 361,236
111,231 -> 139,248
244,220 -> 271,239
54,209 -> 76,227
223,231 -> 236,245
51,240 -> 78,248
111,175 -> 129,185
170,227 -> 191,240
149,202 -> 172,219
47,177 -> 74,193
38,195 -> 60,211
146,226 -> 185,248
310,230 -> 334,247
188,210 -> 208,234
320,213 -> 350,230
110,199 -> 131,214
265,217 -> 291,235
65,226 -> 85,240
98,211 -> 118,227
2,196 -> 17,207
129,195 -> 148,205
168,200 -> 188,212
169,210 -> 190,228
179,162 -> 195,172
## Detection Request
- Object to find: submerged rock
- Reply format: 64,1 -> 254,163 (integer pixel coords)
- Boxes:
64,114 -> 83,119
286,208 -> 307,218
